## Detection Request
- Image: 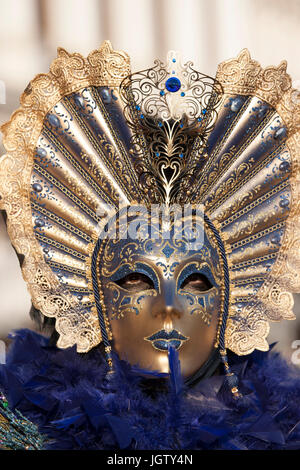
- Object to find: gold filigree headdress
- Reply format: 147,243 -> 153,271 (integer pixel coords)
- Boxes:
0,42 -> 300,358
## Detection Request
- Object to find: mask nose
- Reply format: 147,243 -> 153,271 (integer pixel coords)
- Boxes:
151,280 -> 183,321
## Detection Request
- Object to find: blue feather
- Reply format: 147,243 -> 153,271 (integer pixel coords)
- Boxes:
0,329 -> 300,450
168,344 -> 183,396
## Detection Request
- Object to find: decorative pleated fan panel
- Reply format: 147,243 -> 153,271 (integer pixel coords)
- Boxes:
31,86 -> 142,302
192,94 -> 293,353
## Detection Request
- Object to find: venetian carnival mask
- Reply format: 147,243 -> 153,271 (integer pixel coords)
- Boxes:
98,211 -> 222,377
1,42 -> 300,395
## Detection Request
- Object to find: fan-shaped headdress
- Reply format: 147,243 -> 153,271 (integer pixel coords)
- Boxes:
1,42 -> 300,372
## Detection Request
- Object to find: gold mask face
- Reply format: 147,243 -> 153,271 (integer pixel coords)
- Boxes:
98,213 -> 223,378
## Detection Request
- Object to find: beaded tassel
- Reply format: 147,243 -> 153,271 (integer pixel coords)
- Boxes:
219,349 -> 242,398
105,345 -> 115,373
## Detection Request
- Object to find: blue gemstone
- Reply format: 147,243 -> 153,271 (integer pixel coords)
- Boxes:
32,183 -> 42,192
36,147 -> 47,158
172,58 -> 176,63
179,153 -> 184,158
140,114 -> 144,119
165,77 -> 181,93
48,114 -> 60,127
160,90 -> 165,96
280,198 -> 289,208
136,105 -> 141,110
202,108 -> 207,115
271,234 -> 280,244
181,92 -> 185,97
197,117 -> 202,122
274,127 -> 287,140
230,98 -> 243,112
279,161 -> 290,172
74,94 -> 84,108
100,88 -> 111,104
35,218 -> 45,228
158,121 -> 163,127
155,152 -> 160,157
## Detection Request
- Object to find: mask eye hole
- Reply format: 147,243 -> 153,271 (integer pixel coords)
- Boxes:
116,272 -> 154,292
180,273 -> 212,292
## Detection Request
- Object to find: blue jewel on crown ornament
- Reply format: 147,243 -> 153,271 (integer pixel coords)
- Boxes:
165,77 -> 181,93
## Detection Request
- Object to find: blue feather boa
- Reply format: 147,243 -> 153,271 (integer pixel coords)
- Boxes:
0,329 -> 300,450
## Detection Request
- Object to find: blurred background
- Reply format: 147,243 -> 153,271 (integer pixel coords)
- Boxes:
0,0 -> 300,361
